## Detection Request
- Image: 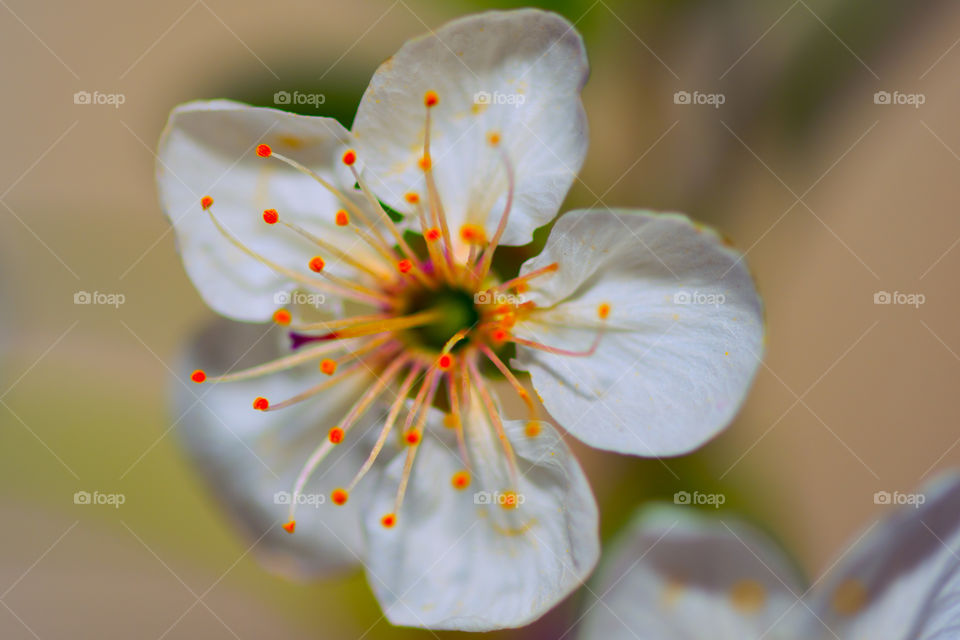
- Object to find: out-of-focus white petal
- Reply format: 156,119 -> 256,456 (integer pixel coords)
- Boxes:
352,9 -> 588,258
157,100 -> 383,321
173,319 -> 389,578
512,209 -> 764,456
580,505 -> 805,640
362,394 -> 598,631
800,473 -> 960,640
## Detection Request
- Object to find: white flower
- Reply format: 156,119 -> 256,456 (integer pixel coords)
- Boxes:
157,8 -> 763,631
580,473 -> 960,640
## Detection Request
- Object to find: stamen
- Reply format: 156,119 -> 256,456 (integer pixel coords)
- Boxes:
446,370 -> 471,467
253,397 -> 269,411
491,262 -> 559,293
420,94 -> 456,274
272,309 -> 292,326
263,149 -> 398,260
380,513 -> 397,528
479,343 -> 537,424
308,256 -> 325,273
510,332 -> 604,358
201,195 -> 214,210
262,362 -> 363,411
475,141 -> 516,281
292,313 -> 390,332
202,203 -> 393,307
467,356 -> 519,490
277,217 -> 390,280
328,427 -> 345,443
345,365 -> 422,493
282,520 -> 296,534
190,370 -> 206,383
202,341 -> 348,384
313,309 -> 444,341
342,150 -> 432,281
263,341 -> 394,412
256,144 -> 272,157
335,210 -> 349,226
262,209 -> 279,224
285,356 -> 410,523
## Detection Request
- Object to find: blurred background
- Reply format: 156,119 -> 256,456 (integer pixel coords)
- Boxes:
1,0 -> 959,637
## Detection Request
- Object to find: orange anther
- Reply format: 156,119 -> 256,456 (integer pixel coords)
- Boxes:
424,91 -> 439,108
308,256 -> 325,273
438,354 -> 453,370
190,369 -> 206,384
425,228 -> 441,242
342,149 -> 357,166
451,470 -> 470,490
459,224 -> 486,244
404,192 -> 420,204
525,421 -> 541,437
487,131 -> 501,146
200,196 -> 214,210
282,520 -> 296,534
381,513 -> 397,528
253,397 -> 269,411
331,488 -> 348,505
320,359 -> 337,375
404,430 -> 421,445
256,144 -> 272,157
262,209 -> 279,224
272,309 -> 292,326
597,302 -> 611,320
418,154 -> 432,171
334,210 -> 349,226
328,427 -> 344,444
397,259 -> 413,274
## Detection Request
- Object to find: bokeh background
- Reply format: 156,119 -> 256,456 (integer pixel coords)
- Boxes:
2,0 -> 959,637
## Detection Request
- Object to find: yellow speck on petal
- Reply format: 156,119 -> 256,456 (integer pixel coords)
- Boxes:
730,579 -> 766,614
661,579 -> 684,609
832,579 -> 868,616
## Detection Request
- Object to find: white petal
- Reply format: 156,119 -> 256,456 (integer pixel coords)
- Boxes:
174,319 -> 389,578
512,209 -> 764,456
579,505 -> 805,640
799,473 -> 960,640
352,9 -> 588,256
362,396 -> 598,631
157,100 -> 383,321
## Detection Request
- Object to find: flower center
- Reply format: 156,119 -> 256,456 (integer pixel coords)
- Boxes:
403,285 -> 480,352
